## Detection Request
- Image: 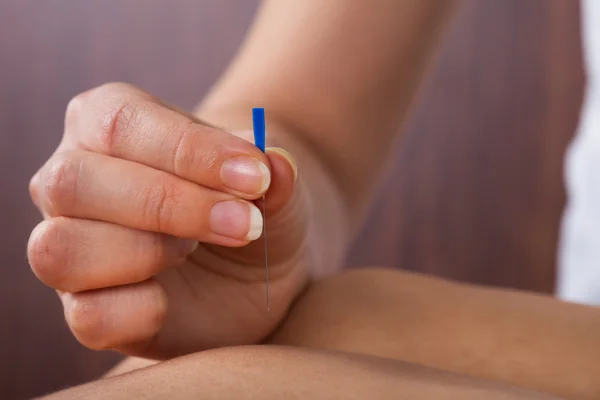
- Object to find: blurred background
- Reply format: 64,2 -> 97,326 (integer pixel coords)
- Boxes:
0,0 -> 584,398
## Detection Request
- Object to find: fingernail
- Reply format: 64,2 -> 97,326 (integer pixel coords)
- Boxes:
178,239 -> 198,256
221,156 -> 270,195
209,200 -> 263,241
266,147 -> 298,181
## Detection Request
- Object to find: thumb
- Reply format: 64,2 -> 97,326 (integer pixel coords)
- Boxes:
253,146 -> 307,265
228,129 -> 298,215
219,144 -> 304,266
263,147 -> 298,213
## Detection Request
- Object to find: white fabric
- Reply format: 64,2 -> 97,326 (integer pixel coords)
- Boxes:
558,0 -> 600,305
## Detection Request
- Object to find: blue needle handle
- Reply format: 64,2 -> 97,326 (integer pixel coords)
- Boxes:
252,108 -> 266,152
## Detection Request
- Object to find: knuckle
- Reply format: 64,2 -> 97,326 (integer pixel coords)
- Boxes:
99,99 -> 139,154
29,171 -> 41,205
64,293 -> 109,350
44,153 -> 82,215
28,220 -> 68,287
140,176 -> 181,232
199,127 -> 227,172
172,124 -> 223,177
64,93 -> 86,127
92,82 -> 147,154
171,125 -> 194,175
141,233 -> 170,277
128,233 -> 169,281
148,282 -> 169,331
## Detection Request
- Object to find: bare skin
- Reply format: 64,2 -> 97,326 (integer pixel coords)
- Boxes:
28,1 -> 595,399
41,347 -> 557,400
270,269 -> 600,399
27,0 -> 457,359
40,268 -> 600,399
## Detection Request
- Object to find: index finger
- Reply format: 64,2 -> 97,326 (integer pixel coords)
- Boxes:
64,82 -> 270,199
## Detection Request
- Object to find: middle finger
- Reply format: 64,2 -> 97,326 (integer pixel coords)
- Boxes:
64,83 -> 270,199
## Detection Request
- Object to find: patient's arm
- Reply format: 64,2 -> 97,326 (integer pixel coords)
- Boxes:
270,268 -> 600,400
102,268 -> 598,399
41,346 -> 556,400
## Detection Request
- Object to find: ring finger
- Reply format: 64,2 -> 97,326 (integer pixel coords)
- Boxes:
36,150 -> 263,246
28,217 -> 198,292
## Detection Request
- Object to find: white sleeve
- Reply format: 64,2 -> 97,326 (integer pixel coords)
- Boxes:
558,0 -> 600,305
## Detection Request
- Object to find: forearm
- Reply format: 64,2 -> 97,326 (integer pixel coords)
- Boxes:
46,346 -> 555,400
270,269 -> 600,399
200,1 -> 457,217
104,267 -> 599,399
196,1 -> 458,271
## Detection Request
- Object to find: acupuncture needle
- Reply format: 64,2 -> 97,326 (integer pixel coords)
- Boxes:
252,107 -> 269,311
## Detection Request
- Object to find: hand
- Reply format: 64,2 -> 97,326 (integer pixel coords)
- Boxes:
27,83 -> 310,359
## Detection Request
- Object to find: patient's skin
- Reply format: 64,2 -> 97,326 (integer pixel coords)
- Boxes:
42,346 -> 557,400
45,268 -> 599,400
271,269 -> 600,400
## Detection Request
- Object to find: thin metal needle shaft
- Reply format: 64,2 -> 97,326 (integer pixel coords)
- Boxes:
252,107 -> 269,312
262,196 -> 269,311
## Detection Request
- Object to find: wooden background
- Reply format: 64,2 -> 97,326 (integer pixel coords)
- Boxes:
0,1 -> 583,399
